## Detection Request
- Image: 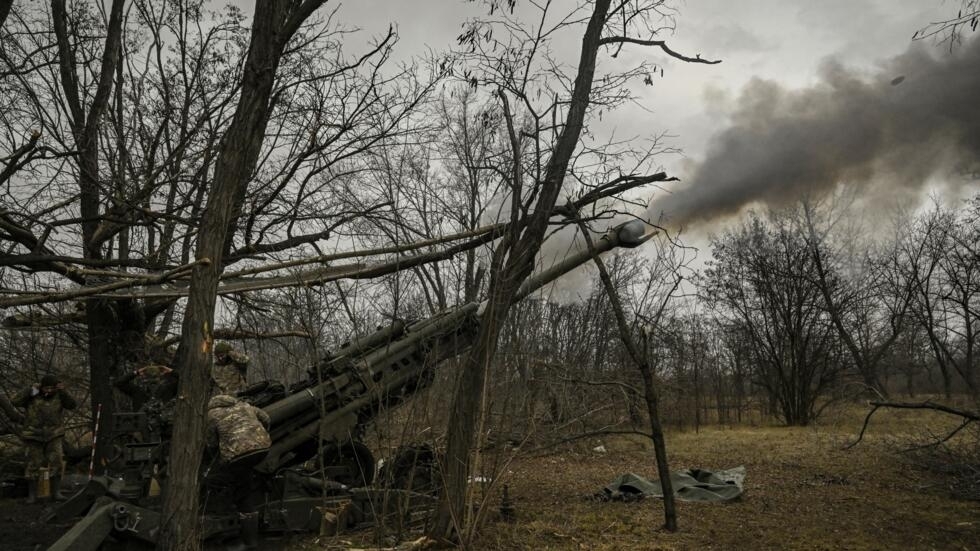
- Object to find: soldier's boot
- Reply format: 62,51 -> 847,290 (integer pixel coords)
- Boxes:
51,476 -> 66,501
26,479 -> 37,504
240,512 -> 260,550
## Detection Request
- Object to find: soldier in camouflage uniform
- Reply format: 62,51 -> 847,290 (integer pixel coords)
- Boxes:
211,341 -> 250,396
206,394 -> 271,550
12,374 -> 77,503
114,364 -> 176,410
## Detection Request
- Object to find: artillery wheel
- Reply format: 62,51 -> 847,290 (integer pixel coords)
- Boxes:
381,444 -> 441,495
318,441 -> 375,487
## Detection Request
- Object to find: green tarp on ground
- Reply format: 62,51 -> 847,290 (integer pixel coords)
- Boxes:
598,466 -> 745,503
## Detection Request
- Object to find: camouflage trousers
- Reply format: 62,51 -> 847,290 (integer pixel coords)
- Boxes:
204,450 -> 266,513
24,437 -> 64,479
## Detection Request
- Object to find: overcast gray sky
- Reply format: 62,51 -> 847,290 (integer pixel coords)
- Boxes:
333,1 -> 974,232
209,0 -> 980,302
338,1 -> 944,157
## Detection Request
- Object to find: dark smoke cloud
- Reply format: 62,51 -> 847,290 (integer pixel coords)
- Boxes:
651,37 -> 980,227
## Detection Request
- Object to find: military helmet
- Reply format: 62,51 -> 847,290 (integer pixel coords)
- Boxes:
40,374 -> 59,387
213,341 -> 233,354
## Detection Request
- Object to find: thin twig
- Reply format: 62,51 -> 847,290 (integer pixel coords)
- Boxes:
902,418 -> 975,452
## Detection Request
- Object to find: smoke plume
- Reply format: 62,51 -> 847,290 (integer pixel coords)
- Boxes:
650,37 -> 980,227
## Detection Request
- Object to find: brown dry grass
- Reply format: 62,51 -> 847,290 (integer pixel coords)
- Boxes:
300,401 -> 980,550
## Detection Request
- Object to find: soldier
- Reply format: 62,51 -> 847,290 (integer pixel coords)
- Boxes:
211,341 -> 250,396
205,394 -> 271,550
12,374 -> 77,503
114,364 -> 177,410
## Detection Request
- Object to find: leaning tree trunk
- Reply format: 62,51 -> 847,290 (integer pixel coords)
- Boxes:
576,220 -> 678,532
803,207 -> 890,399
156,1 -> 327,547
429,1 -> 612,542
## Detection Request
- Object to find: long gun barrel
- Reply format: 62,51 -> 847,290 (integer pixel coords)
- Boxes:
257,220 -> 652,472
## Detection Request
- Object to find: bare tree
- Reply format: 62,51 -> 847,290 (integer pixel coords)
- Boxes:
2,5 -> 434,532
0,0 -> 254,464
574,220 -> 683,531
429,0 -> 717,541
801,198 -> 917,398
20,0 -> 127,463
702,211 -> 842,425
156,1 -> 381,547
904,199 -> 980,399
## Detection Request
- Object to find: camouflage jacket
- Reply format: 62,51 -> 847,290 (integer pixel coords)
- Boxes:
211,351 -> 249,396
206,394 -> 271,463
114,365 -> 162,409
12,387 -> 77,442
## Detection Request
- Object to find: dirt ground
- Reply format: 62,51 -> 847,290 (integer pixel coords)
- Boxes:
3,403 -> 978,550
0,497 -> 73,550
475,429 -> 979,550
311,403 -> 980,550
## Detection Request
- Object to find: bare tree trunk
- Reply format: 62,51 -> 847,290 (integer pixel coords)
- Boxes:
802,204 -> 897,398
157,2 -> 326,548
577,222 -> 678,532
638,354 -> 677,530
693,349 -> 702,432
429,1 -> 613,542
51,0 -> 127,467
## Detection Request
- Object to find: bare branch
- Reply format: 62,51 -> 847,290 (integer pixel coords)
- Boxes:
597,36 -> 721,64
844,401 -> 979,450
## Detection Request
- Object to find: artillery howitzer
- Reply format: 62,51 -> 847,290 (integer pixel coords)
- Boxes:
48,221 -> 651,550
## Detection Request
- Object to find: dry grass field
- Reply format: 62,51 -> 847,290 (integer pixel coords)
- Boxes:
307,402 -> 980,551
2,402 -> 976,550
